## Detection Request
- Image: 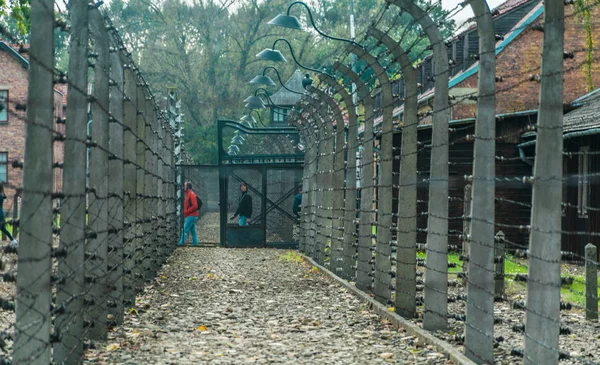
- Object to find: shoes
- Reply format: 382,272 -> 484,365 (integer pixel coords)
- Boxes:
192,243 -> 198,247
9,240 -> 17,248
177,242 -> 184,247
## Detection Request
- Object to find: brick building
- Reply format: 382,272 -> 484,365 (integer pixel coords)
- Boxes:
0,40 -> 65,215
365,0 -> 600,257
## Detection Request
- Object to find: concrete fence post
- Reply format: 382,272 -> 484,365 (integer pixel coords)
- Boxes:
346,44 -> 394,306
135,76 -> 147,293
306,115 -> 320,260
52,0 -> 88,362
367,27 -> 419,318
144,94 -> 156,278
296,106 -> 315,258
107,27 -> 125,325
495,230 -> 505,296
157,116 -> 165,266
86,9 -> 110,339
321,76 -> 358,281
303,101 -> 326,264
14,0 -> 55,362
585,243 -> 598,321
122,63 -> 138,308
465,1 -> 497,362
462,184 -> 472,284
311,87 -> 345,275
387,0 -> 450,331
311,96 -> 335,267
333,62 -> 375,293
524,0 -> 564,363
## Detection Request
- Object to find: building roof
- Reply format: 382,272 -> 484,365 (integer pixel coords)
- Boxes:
375,0 -> 543,126
269,69 -> 305,106
1,40 -> 67,102
0,40 -> 29,69
563,89 -> 600,133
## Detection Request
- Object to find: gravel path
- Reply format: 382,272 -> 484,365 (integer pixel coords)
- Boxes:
84,248 -> 454,364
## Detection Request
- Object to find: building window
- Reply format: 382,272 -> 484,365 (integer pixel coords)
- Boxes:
272,108 -> 289,124
0,152 -> 7,183
578,146 -> 590,217
0,90 -> 8,124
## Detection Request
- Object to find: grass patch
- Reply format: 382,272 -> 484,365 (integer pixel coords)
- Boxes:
504,255 -> 528,274
415,251 -> 597,306
417,251 -> 463,273
559,276 -> 600,307
279,251 -> 304,264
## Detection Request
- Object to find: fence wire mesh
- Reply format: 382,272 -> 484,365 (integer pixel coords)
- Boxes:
0,2 -> 185,363
290,0 -> 600,364
3,0 -> 600,364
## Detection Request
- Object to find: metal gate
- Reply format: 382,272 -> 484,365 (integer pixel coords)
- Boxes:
217,119 -> 304,248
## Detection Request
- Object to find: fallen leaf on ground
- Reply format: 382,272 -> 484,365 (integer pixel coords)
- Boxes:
106,343 -> 120,351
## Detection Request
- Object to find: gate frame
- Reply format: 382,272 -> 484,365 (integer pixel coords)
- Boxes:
217,119 -> 304,248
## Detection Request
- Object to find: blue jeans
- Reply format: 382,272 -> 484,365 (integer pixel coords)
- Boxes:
238,216 -> 248,226
178,216 -> 199,246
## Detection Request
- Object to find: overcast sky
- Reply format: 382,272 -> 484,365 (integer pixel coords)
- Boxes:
441,0 -> 507,25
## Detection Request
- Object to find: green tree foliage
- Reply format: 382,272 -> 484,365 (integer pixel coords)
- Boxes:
108,0 -> 454,163
0,0 -> 30,41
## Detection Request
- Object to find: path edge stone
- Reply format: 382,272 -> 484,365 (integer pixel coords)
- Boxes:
301,254 -> 477,365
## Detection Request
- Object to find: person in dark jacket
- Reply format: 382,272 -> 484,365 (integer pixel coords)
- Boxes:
292,185 -> 302,218
230,182 -> 252,226
177,182 -> 199,246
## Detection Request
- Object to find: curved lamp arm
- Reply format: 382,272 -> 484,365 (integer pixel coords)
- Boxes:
270,38 -> 329,76
251,110 -> 268,128
262,66 -> 304,95
286,1 -> 359,46
253,89 -> 280,108
253,88 -> 288,110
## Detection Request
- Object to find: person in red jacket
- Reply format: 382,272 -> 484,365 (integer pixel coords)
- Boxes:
177,181 -> 199,246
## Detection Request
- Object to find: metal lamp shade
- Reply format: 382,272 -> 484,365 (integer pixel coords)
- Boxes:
249,75 -> 276,87
232,135 -> 245,144
256,48 -> 287,63
241,114 -> 257,126
245,102 -> 266,110
228,145 -> 240,154
243,95 -> 264,105
267,14 -> 304,30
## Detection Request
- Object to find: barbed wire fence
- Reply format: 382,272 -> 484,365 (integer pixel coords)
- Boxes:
0,0 -> 187,363
288,0 -> 600,364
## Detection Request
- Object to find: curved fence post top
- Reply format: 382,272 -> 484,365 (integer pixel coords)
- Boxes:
367,27 -> 413,71
343,43 -> 391,88
385,0 -> 444,44
332,61 -> 372,102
